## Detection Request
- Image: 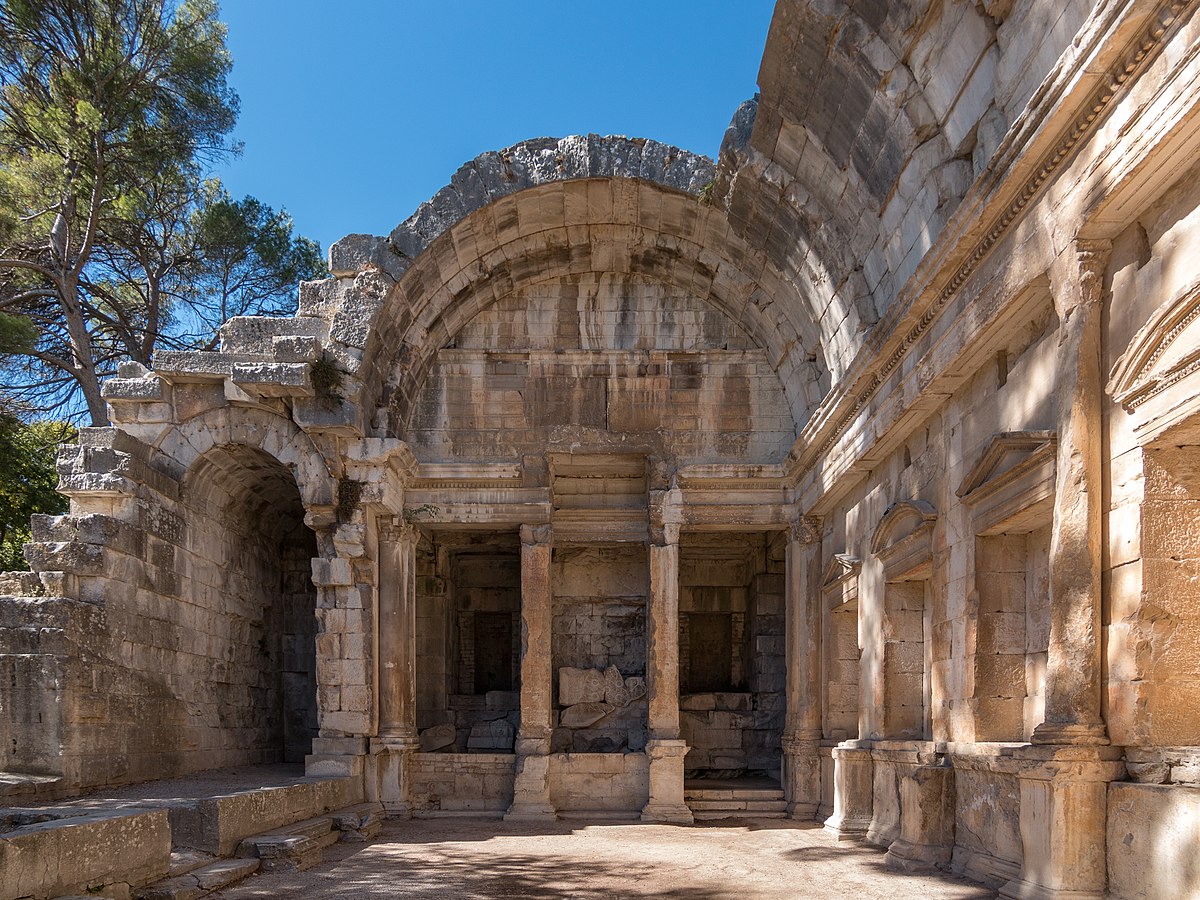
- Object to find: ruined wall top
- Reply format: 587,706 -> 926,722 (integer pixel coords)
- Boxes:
326,135 -> 717,281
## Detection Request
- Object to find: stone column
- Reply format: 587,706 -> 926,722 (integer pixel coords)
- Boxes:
506,524 -> 557,821
1032,239 -> 1111,748
641,522 -> 693,824
371,521 -> 419,814
783,516 -> 823,819
999,240 -> 1125,899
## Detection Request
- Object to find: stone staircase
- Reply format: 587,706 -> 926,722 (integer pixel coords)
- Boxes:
0,770 -> 378,899
135,802 -> 383,899
684,779 -> 787,820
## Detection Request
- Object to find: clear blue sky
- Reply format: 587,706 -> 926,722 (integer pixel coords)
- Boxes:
214,2 -> 776,254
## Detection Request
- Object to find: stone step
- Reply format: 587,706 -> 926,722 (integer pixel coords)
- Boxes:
134,858 -> 260,900
167,849 -> 217,878
686,799 -> 788,813
333,801 -> 385,842
237,831 -> 326,872
692,810 -> 788,820
684,788 -> 785,801
235,803 -> 376,872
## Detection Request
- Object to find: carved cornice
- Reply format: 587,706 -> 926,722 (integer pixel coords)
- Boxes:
805,0 -> 1193,464
821,554 -> 862,607
958,431 -> 1057,534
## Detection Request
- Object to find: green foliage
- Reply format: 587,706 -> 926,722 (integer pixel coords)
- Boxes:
310,352 -> 343,401
0,414 -> 74,571
0,0 -> 325,423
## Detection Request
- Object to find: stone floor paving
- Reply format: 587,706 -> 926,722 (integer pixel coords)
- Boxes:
211,816 -> 998,899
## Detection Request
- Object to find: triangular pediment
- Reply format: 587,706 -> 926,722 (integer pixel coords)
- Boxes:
821,553 -> 862,589
956,431 -> 1057,500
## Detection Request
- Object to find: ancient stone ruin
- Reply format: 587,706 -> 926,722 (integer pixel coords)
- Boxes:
4,1 -> 1200,898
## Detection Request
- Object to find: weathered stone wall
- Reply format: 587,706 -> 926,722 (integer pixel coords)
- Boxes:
677,536 -> 785,776
551,546 -> 648,754
408,752 -> 515,815
407,275 -> 794,464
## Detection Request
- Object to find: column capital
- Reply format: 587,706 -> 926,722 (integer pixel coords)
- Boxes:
649,522 -> 680,546
520,523 -> 552,546
1075,238 -> 1111,306
790,516 -> 822,545
380,520 -> 420,545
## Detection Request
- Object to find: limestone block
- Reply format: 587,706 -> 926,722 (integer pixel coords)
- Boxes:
419,723 -> 456,752
467,719 -> 514,751
1107,782 -> 1200,899
0,809 -> 171,899
559,667 -> 606,705
559,702 -> 613,728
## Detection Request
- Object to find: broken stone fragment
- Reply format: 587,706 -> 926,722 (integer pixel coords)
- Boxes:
559,701 -> 613,728
467,719 -> 514,751
603,665 -> 629,707
559,666 -> 606,705
419,723 -> 456,752
623,676 -> 647,703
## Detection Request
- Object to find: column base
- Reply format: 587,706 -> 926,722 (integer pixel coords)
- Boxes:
1030,722 -> 1109,746
824,744 -> 873,842
886,838 -> 952,872
1002,745 -> 1124,899
640,803 -> 695,825
824,819 -> 870,841
998,881 -> 1104,900
781,734 -> 821,821
369,735 -> 419,816
506,751 -> 556,822
642,739 -> 692,825
885,764 -> 954,872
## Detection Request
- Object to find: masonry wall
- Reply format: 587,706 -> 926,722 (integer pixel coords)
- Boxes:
407,275 -> 795,464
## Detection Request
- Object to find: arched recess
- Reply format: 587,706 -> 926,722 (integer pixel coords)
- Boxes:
871,500 -> 938,740
359,179 -> 830,443
144,408 -> 335,768
180,443 -> 320,764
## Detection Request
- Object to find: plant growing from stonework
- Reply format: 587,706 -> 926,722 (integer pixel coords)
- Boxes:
310,352 -> 343,401
0,0 -> 326,426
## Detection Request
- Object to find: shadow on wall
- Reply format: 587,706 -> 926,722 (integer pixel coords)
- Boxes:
184,443 -> 320,767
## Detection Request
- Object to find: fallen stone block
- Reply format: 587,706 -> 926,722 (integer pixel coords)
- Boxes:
559,667 -> 606,705
333,802 -> 385,842
560,701 -> 613,728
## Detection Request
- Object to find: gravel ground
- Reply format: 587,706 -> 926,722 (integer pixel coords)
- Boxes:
211,816 -> 998,899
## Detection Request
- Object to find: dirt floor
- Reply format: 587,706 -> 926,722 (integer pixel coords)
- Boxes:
211,816 -> 998,899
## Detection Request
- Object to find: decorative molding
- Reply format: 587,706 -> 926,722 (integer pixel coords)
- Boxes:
1108,279 -> 1200,411
822,554 -> 862,608
871,500 -> 937,582
958,431 -> 1057,535
957,431 -> 1057,499
810,0 -> 1193,462
791,516 -> 823,545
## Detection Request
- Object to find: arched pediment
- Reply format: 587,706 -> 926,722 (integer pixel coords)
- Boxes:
1108,280 -> 1200,413
871,500 -> 937,582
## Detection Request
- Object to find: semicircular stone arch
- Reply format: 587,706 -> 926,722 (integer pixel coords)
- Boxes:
149,406 -> 336,510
